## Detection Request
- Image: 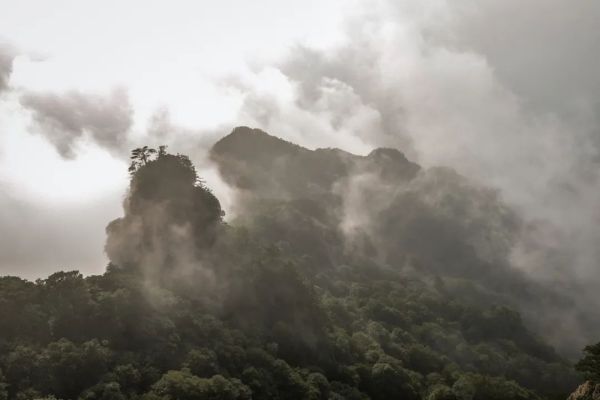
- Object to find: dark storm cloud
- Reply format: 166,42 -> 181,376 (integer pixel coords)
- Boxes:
20,88 -> 134,159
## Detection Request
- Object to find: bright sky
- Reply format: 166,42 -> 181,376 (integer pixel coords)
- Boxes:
0,0 -> 349,277
0,0 -> 347,202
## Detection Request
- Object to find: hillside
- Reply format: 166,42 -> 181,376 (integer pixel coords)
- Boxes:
0,127 -> 584,400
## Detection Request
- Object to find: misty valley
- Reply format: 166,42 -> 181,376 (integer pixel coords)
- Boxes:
1,127 -> 599,400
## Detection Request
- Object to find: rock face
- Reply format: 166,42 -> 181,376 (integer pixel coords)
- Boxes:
567,381 -> 600,400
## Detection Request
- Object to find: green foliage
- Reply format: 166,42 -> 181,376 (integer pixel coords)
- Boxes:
129,146 -> 157,174
148,370 -> 250,400
451,373 -> 540,400
0,370 -> 8,400
0,243 -> 576,399
106,149 -> 224,274
575,342 -> 600,383
0,141 -> 581,399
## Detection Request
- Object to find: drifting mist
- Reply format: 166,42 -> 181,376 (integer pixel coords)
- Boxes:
1,1 -> 600,398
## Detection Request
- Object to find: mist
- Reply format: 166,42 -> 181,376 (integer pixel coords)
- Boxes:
0,2 -> 599,398
214,0 -> 600,355
1,0 -> 598,349
0,186 -> 122,279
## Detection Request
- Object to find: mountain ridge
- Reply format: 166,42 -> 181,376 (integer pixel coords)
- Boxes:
0,128 -> 585,400
210,126 -> 420,199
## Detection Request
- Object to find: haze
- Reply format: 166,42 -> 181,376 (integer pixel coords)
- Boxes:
1,0 -> 599,308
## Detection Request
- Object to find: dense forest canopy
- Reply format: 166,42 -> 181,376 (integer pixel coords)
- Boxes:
0,127 -> 596,400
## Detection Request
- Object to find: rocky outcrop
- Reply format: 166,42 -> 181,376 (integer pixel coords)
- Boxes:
567,381 -> 600,400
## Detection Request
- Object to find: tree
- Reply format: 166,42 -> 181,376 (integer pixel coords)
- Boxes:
40,339 -> 112,399
0,369 -> 8,400
149,370 -> 251,400
107,151 -> 225,273
369,362 -> 419,400
158,145 -> 168,157
0,143 -> 582,400
576,342 -> 600,383
129,146 -> 157,174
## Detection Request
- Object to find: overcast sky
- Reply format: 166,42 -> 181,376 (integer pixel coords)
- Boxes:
1,0 -> 599,281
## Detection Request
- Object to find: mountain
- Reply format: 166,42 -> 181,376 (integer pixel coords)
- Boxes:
210,126 -> 420,199
211,127 -> 536,289
0,127 -> 584,400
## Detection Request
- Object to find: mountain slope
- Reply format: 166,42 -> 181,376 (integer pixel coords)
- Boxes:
0,128 -> 582,400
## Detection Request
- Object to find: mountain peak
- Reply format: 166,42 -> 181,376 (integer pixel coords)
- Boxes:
366,147 -> 420,180
210,127 -> 420,195
213,126 -> 305,160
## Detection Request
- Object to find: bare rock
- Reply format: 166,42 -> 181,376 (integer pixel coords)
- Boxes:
568,381 -> 600,400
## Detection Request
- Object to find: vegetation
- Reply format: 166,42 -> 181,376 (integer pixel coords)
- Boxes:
128,146 -> 157,174
0,131 -> 587,399
575,343 -> 600,384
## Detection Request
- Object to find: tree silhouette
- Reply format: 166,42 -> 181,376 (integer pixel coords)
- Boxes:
158,145 -> 168,158
128,146 -> 157,174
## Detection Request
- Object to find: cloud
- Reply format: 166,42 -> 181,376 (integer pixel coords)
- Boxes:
0,42 -> 17,93
446,0 -> 600,121
20,88 -> 134,158
221,0 -> 600,354
227,66 -> 384,155
228,0 -> 600,274
1,0 -> 598,354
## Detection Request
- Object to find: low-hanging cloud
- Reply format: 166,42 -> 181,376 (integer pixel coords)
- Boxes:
222,0 -> 600,354
20,88 -> 134,159
2,0 -> 599,355
228,0 -> 600,275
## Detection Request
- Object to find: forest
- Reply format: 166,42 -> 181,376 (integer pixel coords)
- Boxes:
1,127 -> 598,400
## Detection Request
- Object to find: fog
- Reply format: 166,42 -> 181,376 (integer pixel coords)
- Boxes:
0,0 -> 599,357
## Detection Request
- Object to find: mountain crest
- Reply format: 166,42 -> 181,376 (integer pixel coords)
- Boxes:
210,126 -> 420,196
